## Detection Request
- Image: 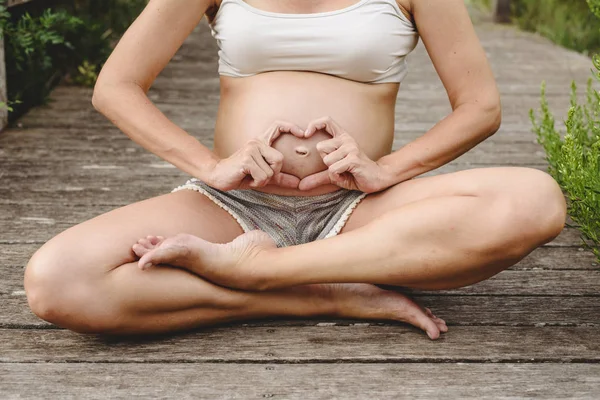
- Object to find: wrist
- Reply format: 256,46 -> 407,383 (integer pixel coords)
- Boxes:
195,154 -> 220,185
376,155 -> 401,190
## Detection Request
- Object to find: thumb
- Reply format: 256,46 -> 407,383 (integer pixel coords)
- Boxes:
271,172 -> 301,189
298,170 -> 331,191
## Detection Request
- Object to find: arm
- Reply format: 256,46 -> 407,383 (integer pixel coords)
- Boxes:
92,0 -> 219,180
378,0 -> 502,183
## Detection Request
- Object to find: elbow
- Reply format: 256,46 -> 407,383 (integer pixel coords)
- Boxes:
469,96 -> 501,139
480,90 -> 502,136
92,78 -> 137,114
485,100 -> 502,136
91,80 -> 111,114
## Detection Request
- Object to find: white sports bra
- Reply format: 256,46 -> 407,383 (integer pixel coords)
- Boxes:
209,0 -> 419,83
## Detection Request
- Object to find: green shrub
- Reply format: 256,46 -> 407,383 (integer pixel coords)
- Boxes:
531,0 -> 600,261
0,1 -> 147,122
1,7 -> 85,119
511,0 -> 600,55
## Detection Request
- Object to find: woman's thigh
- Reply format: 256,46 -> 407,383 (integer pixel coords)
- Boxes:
27,189 -> 244,280
342,166 -> 561,233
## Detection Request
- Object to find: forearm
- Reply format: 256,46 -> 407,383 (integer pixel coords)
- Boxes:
92,82 -> 219,180
379,102 -> 501,185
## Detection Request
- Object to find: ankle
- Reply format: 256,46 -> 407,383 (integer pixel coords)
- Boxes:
304,284 -> 340,317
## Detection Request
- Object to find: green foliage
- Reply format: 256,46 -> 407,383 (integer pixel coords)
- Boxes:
0,99 -> 22,113
588,0 -> 600,19
73,60 -> 99,87
512,0 -> 600,55
531,68 -> 600,262
0,1 -> 146,122
1,8 -> 84,119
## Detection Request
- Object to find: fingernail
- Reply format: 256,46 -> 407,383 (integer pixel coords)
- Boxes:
143,262 -> 152,270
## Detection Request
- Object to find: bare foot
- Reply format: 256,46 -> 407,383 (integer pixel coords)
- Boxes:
326,283 -> 448,340
132,232 -> 447,339
132,230 -> 276,289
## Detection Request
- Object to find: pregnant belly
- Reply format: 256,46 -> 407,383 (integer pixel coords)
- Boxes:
213,71 -> 398,195
271,130 -> 331,179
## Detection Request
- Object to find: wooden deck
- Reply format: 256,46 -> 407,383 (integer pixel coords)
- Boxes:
2,17 -> 600,399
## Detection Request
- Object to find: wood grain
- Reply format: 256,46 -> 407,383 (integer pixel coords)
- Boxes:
2,363 -> 599,399
1,326 -> 599,363
0,31 -> 6,131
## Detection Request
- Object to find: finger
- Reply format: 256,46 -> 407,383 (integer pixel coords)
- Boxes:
270,172 -> 301,189
298,170 -> 331,191
329,156 -> 359,176
305,116 -> 342,138
316,138 -> 344,158
245,161 -> 269,188
257,142 -> 284,175
322,145 -> 353,167
250,149 -> 275,181
263,121 -> 305,144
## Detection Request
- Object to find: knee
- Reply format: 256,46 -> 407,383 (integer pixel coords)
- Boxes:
517,169 -> 566,239
25,244 -> 118,334
495,168 -> 566,254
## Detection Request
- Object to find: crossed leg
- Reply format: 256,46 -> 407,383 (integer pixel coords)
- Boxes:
25,189 -> 446,339
135,167 -> 567,291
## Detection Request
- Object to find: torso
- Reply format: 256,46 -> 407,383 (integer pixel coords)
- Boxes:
210,0 -> 415,196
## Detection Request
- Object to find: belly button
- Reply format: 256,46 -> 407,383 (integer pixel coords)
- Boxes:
294,146 -> 309,156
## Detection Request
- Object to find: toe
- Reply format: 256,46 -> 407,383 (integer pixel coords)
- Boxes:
147,236 -> 163,246
138,246 -> 168,270
137,236 -> 193,270
137,238 -> 152,248
438,321 -> 449,333
435,317 -> 448,333
401,308 -> 440,340
426,312 -> 447,334
138,250 -> 157,270
132,243 -> 150,258
420,316 -> 441,340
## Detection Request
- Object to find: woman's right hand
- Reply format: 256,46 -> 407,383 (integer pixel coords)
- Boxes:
206,121 -> 306,190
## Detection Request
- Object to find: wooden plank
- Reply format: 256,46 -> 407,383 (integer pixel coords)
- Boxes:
421,269 -> 600,296
0,32 -> 6,132
1,363 -> 599,399
1,326 -> 599,362
3,294 -> 599,329
7,0 -> 35,7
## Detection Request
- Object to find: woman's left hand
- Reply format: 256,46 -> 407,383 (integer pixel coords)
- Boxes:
298,116 -> 393,193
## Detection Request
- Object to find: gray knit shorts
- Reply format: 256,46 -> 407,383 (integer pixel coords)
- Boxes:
172,178 -> 367,247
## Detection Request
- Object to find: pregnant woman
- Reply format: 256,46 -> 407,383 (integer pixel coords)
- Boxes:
24,0 -> 566,340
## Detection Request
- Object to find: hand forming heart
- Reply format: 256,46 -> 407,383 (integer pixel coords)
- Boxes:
206,117 -> 390,192
297,116 -> 392,193
207,121 -> 306,190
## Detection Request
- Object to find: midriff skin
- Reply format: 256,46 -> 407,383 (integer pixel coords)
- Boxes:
213,71 -> 399,196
